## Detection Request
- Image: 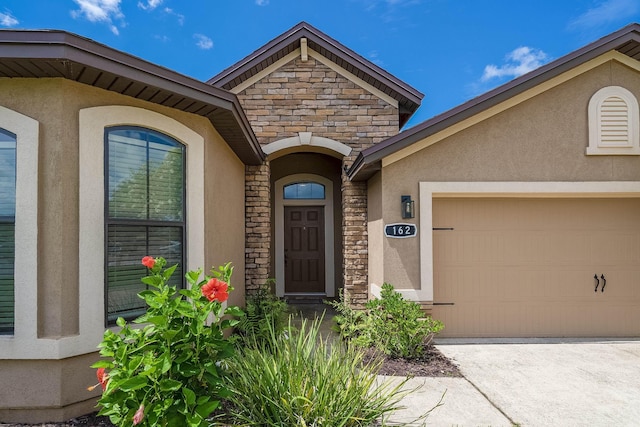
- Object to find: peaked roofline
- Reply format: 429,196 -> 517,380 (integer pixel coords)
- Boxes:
208,21 -> 424,128
347,22 -> 640,181
0,29 -> 264,165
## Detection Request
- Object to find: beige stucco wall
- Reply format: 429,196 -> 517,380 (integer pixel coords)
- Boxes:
376,60 -> 640,293
366,171 -> 383,295
0,78 -> 246,421
202,124 -> 246,308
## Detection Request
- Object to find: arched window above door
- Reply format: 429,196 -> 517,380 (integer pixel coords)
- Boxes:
283,182 -> 325,199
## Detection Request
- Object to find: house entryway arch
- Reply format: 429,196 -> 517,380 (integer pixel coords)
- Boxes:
274,173 -> 335,297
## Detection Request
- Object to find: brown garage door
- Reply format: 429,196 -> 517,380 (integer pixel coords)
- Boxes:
432,198 -> 640,338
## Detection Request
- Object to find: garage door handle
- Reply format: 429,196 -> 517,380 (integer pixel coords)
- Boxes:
601,274 -> 606,292
594,274 -> 599,292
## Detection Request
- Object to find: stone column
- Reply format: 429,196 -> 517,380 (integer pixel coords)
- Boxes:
244,162 -> 271,293
341,175 -> 368,308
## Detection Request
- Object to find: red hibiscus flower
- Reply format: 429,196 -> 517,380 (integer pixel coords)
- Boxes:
87,367 -> 109,391
201,278 -> 229,303
141,256 -> 155,269
97,367 -> 108,390
133,404 -> 144,425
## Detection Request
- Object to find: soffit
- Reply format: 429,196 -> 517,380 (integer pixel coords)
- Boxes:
0,29 -> 264,165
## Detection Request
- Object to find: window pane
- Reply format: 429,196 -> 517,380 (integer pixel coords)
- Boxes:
106,225 -> 183,323
0,223 -> 14,334
0,129 -> 16,217
283,182 -> 325,199
148,147 -> 184,221
107,128 -> 184,221
105,127 -> 185,325
108,130 -> 148,219
0,129 -> 15,334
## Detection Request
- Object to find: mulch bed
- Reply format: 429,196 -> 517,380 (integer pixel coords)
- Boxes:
0,413 -> 115,427
366,345 -> 462,377
1,345 -> 460,427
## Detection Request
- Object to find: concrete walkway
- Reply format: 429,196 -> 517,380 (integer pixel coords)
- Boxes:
293,304 -> 640,426
387,340 -> 640,426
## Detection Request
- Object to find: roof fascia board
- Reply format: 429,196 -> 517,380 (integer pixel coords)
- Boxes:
63,45 -> 237,110
208,23 -> 423,106
381,51 -> 637,167
0,33 -> 238,111
208,25 -> 310,87
0,30 -> 264,165
303,30 -> 423,105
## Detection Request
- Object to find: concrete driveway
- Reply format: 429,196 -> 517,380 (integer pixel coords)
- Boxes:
387,340 -> 640,426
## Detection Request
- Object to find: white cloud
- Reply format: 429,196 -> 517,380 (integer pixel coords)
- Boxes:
568,0 -> 640,31
368,50 -> 384,66
256,0 -> 269,5
194,34 -> 213,50
71,0 -> 124,35
0,11 -> 19,27
164,7 -> 185,25
138,0 -> 162,11
481,46 -> 549,82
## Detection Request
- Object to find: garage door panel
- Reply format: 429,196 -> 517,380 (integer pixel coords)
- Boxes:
433,198 -> 640,338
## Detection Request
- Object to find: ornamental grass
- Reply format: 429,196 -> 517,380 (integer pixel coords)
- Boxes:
218,315 -> 425,427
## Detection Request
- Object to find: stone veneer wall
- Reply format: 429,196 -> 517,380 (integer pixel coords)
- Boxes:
236,56 -> 399,304
244,163 -> 270,292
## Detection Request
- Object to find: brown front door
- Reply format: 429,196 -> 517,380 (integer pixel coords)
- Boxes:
284,206 -> 325,293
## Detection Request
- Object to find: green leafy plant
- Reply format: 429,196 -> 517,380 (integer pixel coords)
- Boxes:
90,256 -> 241,427
329,291 -> 368,342
331,283 -> 444,359
235,279 -> 288,344
219,316 -> 423,426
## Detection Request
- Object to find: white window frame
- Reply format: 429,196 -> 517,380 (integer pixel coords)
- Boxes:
0,106 -> 39,357
79,106 -> 205,340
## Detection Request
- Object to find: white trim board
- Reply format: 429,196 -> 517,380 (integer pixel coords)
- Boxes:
410,181 -> 640,304
0,106 -> 39,359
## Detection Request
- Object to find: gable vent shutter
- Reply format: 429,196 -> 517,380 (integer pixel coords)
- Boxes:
600,96 -> 630,146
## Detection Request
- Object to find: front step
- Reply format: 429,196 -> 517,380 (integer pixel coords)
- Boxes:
284,293 -> 326,304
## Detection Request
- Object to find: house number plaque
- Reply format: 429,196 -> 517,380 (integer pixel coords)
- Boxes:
384,223 -> 417,238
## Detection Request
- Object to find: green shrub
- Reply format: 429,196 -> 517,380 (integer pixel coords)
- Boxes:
91,257 -> 239,427
331,283 -> 444,359
235,279 -> 288,344
219,316 -> 421,426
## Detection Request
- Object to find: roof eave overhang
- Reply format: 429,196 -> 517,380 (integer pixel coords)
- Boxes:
348,23 -> 640,181
0,30 -> 265,165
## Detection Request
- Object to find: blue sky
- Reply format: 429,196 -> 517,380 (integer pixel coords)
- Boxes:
1,0 -> 639,128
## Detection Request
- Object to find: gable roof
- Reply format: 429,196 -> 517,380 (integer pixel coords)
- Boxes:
348,22 -> 640,181
0,29 -> 264,165
208,21 -> 424,128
